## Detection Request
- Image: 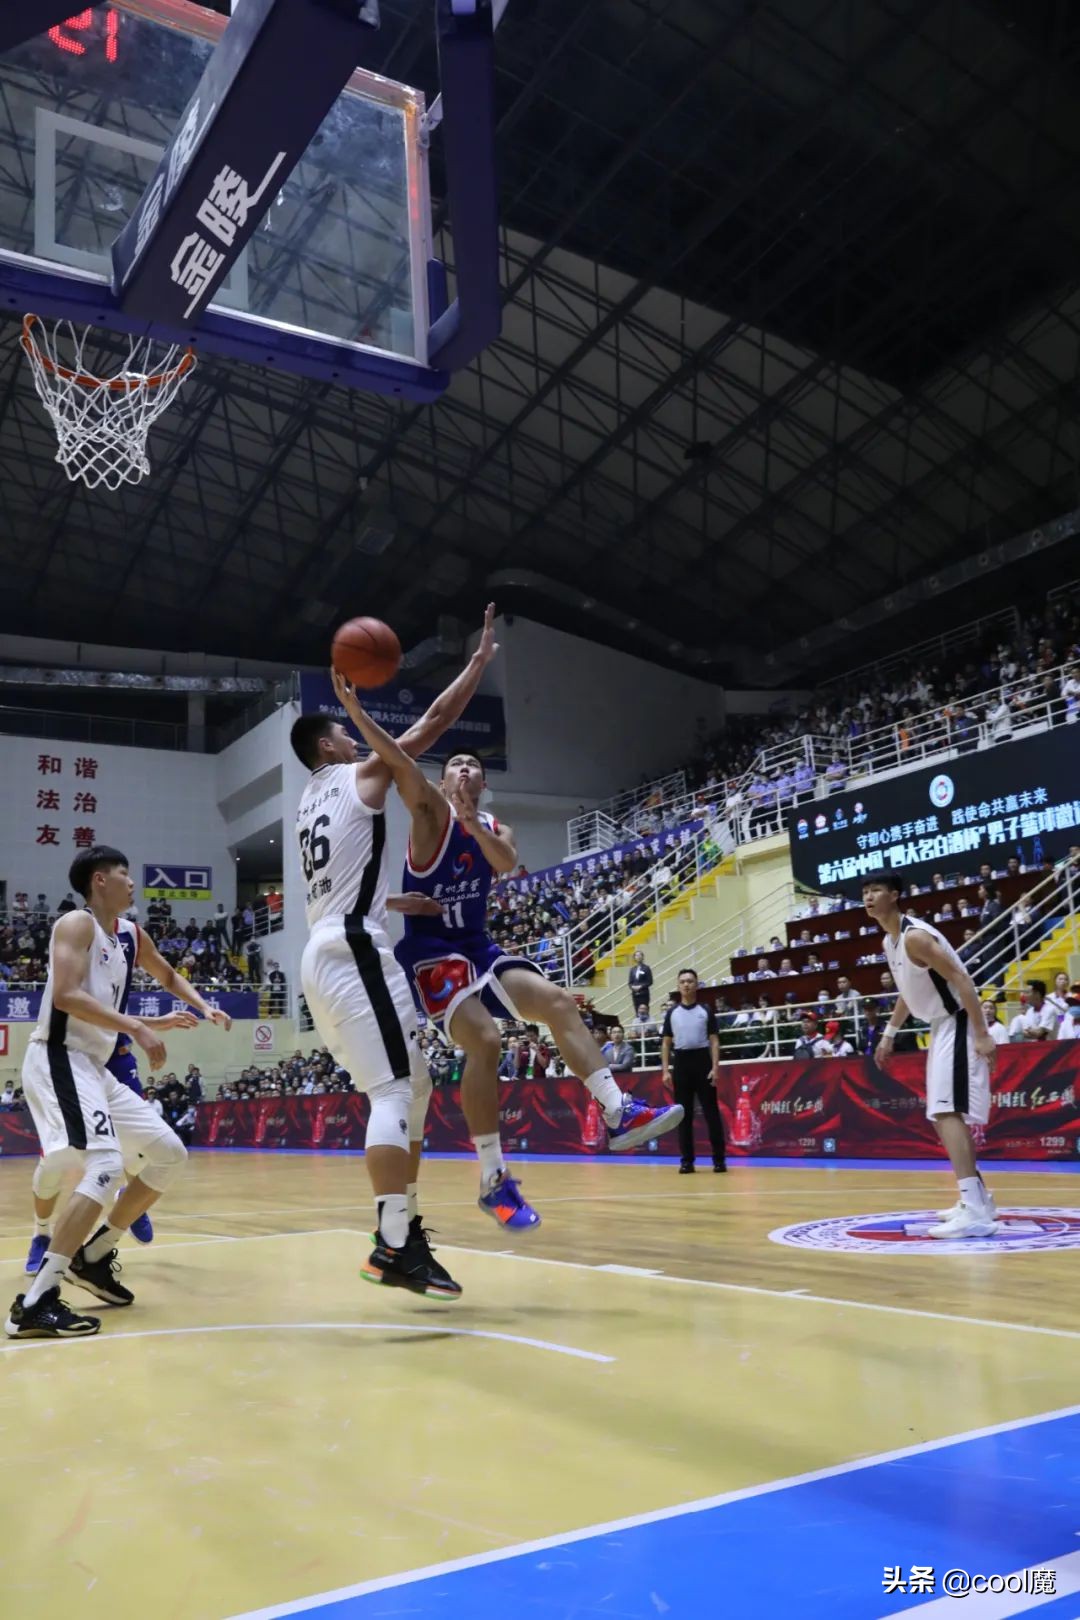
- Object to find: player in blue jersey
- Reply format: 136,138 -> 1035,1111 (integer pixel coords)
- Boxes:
394,753 -> 684,1228
24,904 -> 230,1275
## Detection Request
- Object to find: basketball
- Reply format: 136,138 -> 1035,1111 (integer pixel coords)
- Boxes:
331,616 -> 401,689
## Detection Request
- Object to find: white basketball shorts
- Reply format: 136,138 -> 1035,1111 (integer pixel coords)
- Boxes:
301,916 -> 420,1092
925,1010 -> 990,1124
22,1039 -> 181,1168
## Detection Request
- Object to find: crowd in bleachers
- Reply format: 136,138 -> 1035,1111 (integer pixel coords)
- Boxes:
216,1047 -> 355,1100
0,887 -> 288,1007
614,590 -> 1080,834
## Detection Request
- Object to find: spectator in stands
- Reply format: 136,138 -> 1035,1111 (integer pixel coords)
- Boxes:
602,1024 -> 634,1075
834,974 -> 860,1010
825,756 -> 847,792
803,952 -> 824,975
778,956 -> 795,977
749,956 -> 776,981
1046,971 -> 1072,1022
982,999 -> 1009,1046
1058,987 -> 1080,1041
56,891 -> 78,916
880,970 -> 897,1006
793,1013 -> 822,1058
0,1080 -> 14,1110
819,1019 -> 854,1057
268,961 -> 287,1015
245,936 -> 263,985
1008,980 -> 1058,1042
768,935 -> 783,951
628,949 -> 653,1014
860,1001 -> 885,1057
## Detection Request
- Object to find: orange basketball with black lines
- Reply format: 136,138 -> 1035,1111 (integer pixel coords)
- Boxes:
331,616 -> 401,689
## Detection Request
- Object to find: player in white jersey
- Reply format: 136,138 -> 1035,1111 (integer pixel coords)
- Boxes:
862,870 -> 999,1239
6,845 -> 230,1339
290,607 -> 498,1299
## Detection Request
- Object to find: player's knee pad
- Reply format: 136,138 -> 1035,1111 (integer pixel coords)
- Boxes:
32,1149 -> 76,1201
366,1076 -> 412,1151
75,1150 -> 125,1207
408,1050 -> 432,1143
137,1128 -> 188,1193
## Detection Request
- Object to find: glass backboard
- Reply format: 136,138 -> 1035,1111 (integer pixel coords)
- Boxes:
0,0 -> 444,396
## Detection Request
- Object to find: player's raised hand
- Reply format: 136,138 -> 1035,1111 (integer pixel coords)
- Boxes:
205,1006 -> 233,1032
131,1020 -> 167,1070
332,666 -> 364,723
449,786 -> 478,828
476,602 -> 498,665
387,892 -> 444,917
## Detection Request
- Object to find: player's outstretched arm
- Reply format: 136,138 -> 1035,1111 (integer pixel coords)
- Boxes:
333,670 -> 445,831
51,911 -> 167,1068
395,602 -> 498,761
136,928 -> 234,1031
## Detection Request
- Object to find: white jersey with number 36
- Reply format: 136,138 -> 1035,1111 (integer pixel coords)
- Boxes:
297,763 -> 389,930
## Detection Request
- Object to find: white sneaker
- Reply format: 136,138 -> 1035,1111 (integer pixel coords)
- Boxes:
927,1204 -> 1000,1240
936,1191 -> 998,1221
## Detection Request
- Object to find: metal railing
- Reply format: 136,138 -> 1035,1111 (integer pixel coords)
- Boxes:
567,770 -> 688,854
0,705 -> 189,750
588,879 -> 797,1018
508,822 -> 730,989
600,656 -> 1080,857
816,605 -> 1021,698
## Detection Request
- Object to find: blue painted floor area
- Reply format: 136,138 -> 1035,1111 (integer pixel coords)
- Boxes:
281,1410 -> 1080,1619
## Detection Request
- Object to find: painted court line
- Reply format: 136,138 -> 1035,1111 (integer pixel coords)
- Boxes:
222,1401 -> 1080,1620
441,1243 -> 1080,1345
0,1320 -> 614,1363
0,1227 -> 331,1269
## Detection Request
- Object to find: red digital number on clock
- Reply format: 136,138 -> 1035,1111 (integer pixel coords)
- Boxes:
48,8 -> 119,62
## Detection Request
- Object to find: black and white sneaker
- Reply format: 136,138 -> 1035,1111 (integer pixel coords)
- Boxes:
408,1217 -> 463,1299
69,1239 -> 134,1307
361,1228 -> 463,1300
4,1286 -> 101,1339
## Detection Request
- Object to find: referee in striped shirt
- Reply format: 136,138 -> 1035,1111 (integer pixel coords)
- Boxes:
660,968 -> 727,1173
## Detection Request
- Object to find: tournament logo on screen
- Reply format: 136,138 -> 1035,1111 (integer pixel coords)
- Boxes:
770,1208 -> 1080,1253
929,773 -> 955,808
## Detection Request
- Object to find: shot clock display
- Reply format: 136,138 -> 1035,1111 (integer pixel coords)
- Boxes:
48,8 -> 120,61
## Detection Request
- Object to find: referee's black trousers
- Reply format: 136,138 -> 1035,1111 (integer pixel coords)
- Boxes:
672,1049 -> 726,1166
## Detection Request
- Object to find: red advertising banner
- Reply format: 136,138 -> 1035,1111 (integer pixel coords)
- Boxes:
1,1047 -> 1075,1161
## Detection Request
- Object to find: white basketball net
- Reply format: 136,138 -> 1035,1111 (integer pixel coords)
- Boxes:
20,314 -> 196,493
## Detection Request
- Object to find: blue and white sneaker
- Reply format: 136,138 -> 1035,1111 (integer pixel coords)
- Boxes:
24,1234 -> 50,1275
478,1170 -> 541,1230
607,1094 -> 684,1152
130,1212 -> 154,1245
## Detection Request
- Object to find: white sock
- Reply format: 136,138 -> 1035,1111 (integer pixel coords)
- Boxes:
84,1223 -> 124,1264
24,1251 -> 68,1307
33,1215 -> 52,1237
406,1182 -> 419,1223
957,1177 -> 985,1212
473,1132 -> 505,1190
376,1194 -> 408,1249
586,1067 -> 625,1126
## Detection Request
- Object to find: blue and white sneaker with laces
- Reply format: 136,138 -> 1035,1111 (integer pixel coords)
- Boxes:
24,1233 -> 50,1275
607,1094 -> 684,1152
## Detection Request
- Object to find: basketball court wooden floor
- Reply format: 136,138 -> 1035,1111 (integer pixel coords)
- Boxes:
2,1152 -> 1079,1620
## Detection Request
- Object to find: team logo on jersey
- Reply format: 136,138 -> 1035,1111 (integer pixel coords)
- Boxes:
413,954 -> 476,1018
452,849 -> 475,879
99,947 -> 111,966
929,773 -> 955,808
770,1208 -> 1080,1254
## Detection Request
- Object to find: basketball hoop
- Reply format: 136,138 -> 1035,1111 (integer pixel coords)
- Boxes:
20,314 -> 196,492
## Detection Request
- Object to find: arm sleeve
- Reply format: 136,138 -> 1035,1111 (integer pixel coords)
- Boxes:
705,1008 -> 718,1037
660,1008 -> 673,1040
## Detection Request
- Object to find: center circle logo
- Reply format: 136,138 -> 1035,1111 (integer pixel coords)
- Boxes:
929,773 -> 955,808
769,1209 -> 1080,1254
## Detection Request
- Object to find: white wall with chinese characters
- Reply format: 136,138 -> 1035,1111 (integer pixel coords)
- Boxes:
0,735 -> 233,922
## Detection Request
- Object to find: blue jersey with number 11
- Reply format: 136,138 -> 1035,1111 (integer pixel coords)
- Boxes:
402,809 -> 499,943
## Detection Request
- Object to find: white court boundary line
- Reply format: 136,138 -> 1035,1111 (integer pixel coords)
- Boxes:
0,1319 -> 614,1364
0,1228 -> 323,1269
438,1242 -> 1080,1345
223,1399 -> 1080,1620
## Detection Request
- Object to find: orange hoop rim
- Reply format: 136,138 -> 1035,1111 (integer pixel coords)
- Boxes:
20,313 -> 196,393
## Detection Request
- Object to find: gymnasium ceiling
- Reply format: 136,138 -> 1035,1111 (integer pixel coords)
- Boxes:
2,0 -> 1080,687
